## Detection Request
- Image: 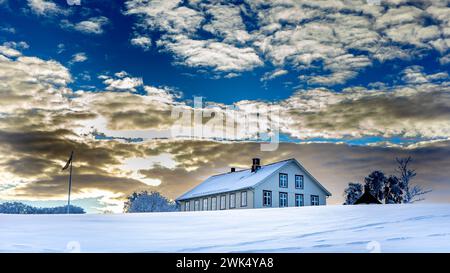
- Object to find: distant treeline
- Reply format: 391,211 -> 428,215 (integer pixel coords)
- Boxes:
0,202 -> 85,214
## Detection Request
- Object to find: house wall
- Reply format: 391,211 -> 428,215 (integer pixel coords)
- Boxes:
253,161 -> 328,208
180,189 -> 254,211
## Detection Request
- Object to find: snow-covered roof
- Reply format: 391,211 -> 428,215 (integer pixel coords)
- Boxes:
176,158 -> 331,201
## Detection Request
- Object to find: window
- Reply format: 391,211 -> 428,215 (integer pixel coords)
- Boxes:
203,198 -> 208,211
185,201 -> 190,211
311,195 -> 319,206
230,193 -> 236,208
295,194 -> 304,207
241,191 -> 247,207
295,175 -> 304,189
211,197 -> 217,210
279,173 -> 288,188
263,190 -> 272,207
194,200 -> 200,211
220,195 -> 226,210
279,192 -> 288,207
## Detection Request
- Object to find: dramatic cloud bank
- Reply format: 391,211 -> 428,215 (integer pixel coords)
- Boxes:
0,42 -> 449,211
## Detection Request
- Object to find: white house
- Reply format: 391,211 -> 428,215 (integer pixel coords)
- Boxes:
176,158 -> 331,211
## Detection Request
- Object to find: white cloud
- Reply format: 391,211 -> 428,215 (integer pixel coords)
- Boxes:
27,0 -> 67,16
3,41 -> 29,50
130,36 -> 152,51
100,72 -> 143,92
70,52 -> 87,64
202,3 -> 251,44
385,23 -> 440,47
57,43 -> 65,54
143,85 -> 181,103
0,51 -> 72,114
67,0 -> 80,6
125,0 -> 263,76
306,54 -> 372,85
375,5 -> 423,29
78,71 -> 91,81
114,71 -> 129,78
0,26 -> 16,33
440,53 -> 450,65
401,66 -> 449,84
261,69 -> 288,82
125,0 -> 204,35
157,36 -> 263,74
401,66 -> 429,84
0,44 -> 22,58
0,41 -> 30,58
61,16 -> 109,34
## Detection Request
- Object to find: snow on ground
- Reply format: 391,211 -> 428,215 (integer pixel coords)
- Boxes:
1,204 -> 450,253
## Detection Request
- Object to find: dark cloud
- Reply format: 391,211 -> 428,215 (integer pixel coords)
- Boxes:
5,156 -> 56,178
0,128 -> 149,199
106,108 -> 173,130
1,125 -> 449,207
286,86 -> 450,138
14,174 -> 149,198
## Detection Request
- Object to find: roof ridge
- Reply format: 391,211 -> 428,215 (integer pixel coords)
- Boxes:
208,168 -> 246,178
208,158 -> 294,178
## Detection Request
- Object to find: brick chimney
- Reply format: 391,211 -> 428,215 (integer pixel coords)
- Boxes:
251,158 -> 261,172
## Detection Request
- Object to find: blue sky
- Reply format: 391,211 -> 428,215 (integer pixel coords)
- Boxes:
0,0 -> 449,212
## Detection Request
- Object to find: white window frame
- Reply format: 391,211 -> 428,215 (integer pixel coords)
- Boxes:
241,191 -> 247,207
203,198 -> 208,211
279,192 -> 288,207
279,173 -> 288,188
185,201 -> 190,211
295,175 -> 304,189
220,195 -> 226,210
295,194 -> 304,207
194,200 -> 200,211
230,193 -> 236,209
263,190 -> 272,207
211,197 -> 217,210
311,195 -> 319,206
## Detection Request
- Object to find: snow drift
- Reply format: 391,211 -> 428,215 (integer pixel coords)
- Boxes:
1,204 -> 450,253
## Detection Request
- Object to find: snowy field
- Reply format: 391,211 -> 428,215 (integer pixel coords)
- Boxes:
1,204 -> 450,253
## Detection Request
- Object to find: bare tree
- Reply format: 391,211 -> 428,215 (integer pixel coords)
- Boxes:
396,157 -> 431,203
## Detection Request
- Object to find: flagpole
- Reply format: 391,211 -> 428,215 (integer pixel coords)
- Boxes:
67,154 -> 73,214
